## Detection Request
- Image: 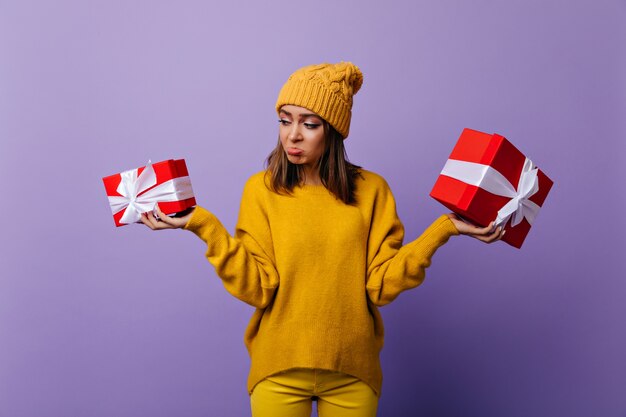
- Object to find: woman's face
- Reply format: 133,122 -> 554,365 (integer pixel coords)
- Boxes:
278,105 -> 326,170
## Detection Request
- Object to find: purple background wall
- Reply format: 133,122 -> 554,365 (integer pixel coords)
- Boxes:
1,1 -> 624,416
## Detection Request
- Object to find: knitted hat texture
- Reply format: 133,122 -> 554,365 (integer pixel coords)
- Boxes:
275,62 -> 363,139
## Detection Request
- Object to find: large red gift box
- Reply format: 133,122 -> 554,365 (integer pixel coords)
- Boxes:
103,159 -> 196,227
430,128 -> 553,248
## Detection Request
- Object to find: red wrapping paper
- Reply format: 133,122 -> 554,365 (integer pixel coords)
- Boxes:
430,128 -> 553,248
103,159 -> 196,227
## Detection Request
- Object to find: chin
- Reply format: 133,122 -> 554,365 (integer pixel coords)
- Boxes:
286,156 -> 304,165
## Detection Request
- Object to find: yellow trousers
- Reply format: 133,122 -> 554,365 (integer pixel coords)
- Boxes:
250,368 -> 378,417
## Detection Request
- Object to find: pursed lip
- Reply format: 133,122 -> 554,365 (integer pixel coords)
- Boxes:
287,147 -> 304,156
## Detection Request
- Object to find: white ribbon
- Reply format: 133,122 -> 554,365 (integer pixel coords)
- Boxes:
440,157 -> 541,228
107,160 -> 194,224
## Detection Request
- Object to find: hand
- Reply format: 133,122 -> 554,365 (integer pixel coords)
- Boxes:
446,213 -> 505,244
140,204 -> 195,230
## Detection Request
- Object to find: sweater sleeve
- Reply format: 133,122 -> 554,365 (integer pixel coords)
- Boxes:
183,176 -> 279,308
365,180 -> 459,306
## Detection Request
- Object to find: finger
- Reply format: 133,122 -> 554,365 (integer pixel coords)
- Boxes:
155,205 -> 188,229
489,226 -> 504,241
145,210 -> 172,230
140,212 -> 156,230
487,228 -> 506,243
471,226 -> 503,243
466,221 -> 496,236
153,205 -> 179,227
471,233 -> 492,243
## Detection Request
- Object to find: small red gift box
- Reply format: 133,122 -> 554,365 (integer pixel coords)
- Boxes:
430,128 -> 553,248
103,159 -> 196,227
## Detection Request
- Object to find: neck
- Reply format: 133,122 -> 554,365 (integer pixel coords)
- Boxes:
301,165 -> 322,185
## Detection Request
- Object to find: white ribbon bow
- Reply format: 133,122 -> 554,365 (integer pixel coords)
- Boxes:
107,160 -> 194,225
440,157 -> 541,228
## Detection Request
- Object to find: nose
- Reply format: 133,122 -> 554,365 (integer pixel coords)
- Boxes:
288,123 -> 302,142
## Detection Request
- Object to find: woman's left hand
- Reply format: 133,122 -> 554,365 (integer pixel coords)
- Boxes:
140,204 -> 195,230
446,213 -> 505,244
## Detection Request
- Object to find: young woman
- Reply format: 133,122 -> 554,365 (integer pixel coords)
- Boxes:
141,62 -> 503,417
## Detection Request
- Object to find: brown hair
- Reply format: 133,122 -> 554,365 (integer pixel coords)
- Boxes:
265,121 -> 362,205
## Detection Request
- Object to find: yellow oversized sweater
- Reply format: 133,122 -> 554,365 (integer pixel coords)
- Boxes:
184,169 -> 459,397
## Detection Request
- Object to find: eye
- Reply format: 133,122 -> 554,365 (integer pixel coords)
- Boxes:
304,123 -> 321,129
278,119 -> 291,126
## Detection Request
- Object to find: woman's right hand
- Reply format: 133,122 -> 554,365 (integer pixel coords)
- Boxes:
140,204 -> 195,230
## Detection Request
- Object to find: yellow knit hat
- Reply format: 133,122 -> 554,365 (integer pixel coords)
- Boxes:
275,62 -> 363,139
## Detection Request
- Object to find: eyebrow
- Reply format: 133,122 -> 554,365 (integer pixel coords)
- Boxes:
279,109 -> 322,120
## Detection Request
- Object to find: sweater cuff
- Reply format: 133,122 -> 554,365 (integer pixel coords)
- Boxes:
410,214 -> 460,259
435,214 -> 461,237
183,205 -> 228,245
